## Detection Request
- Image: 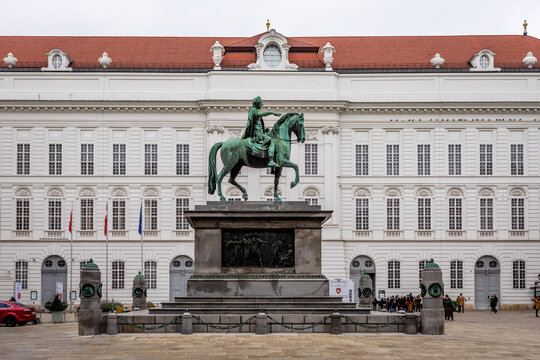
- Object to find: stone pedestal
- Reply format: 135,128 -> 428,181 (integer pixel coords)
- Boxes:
132,272 -> 147,310
420,259 -> 444,335
357,274 -> 374,307
185,202 -> 332,297
78,259 -> 103,336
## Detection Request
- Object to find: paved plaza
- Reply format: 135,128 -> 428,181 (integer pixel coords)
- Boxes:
1,310 -> 539,359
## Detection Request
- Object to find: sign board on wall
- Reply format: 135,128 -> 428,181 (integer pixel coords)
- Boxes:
329,279 -> 354,303
14,282 -> 22,301
56,282 -> 63,300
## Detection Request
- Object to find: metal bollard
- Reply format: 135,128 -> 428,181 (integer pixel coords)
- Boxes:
107,314 -> 118,335
181,312 -> 193,335
331,312 -> 342,335
256,312 -> 267,335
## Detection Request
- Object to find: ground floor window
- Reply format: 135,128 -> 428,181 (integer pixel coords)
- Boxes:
512,260 -> 526,289
388,260 -> 400,288
15,260 -> 28,289
450,260 -> 463,288
144,260 -> 157,289
112,261 -> 125,289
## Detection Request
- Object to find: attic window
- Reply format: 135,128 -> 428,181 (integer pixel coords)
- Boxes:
263,45 -> 281,67
52,54 -> 62,69
41,49 -> 73,72
479,55 -> 489,69
469,49 -> 500,72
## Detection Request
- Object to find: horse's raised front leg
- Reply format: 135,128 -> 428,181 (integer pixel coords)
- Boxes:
229,163 -> 248,201
273,167 -> 282,202
282,159 -> 300,188
216,164 -> 233,201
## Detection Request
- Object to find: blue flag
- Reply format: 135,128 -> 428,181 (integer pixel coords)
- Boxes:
138,202 -> 143,235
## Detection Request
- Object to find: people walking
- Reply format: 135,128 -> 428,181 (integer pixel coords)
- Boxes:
532,296 -> 540,317
457,293 -> 466,313
414,294 -> 422,312
443,294 -> 454,320
489,294 -> 499,313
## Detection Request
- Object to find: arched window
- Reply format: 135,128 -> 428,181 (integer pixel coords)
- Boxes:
143,187 -> 160,231
144,260 -> 157,290
509,188 -> 526,231
354,188 -> 370,231
111,188 -> 127,231
263,44 -> 282,67
112,260 -> 125,289
15,187 -> 31,231
303,187 -> 320,206
450,260 -> 463,289
512,260 -> 526,289
448,188 -> 464,231
388,260 -> 400,288
15,260 -> 28,289
47,187 -> 64,231
417,188 -> 432,231
479,188 -> 495,230
385,189 -> 401,230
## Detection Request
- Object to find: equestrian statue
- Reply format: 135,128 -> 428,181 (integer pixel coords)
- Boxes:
208,96 -> 305,201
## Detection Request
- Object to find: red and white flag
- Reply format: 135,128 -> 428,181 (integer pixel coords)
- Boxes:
104,203 -> 108,236
68,209 -> 72,233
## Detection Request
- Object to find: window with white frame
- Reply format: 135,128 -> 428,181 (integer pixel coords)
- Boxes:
112,260 -> 124,289
144,260 -> 157,289
448,198 -> 463,230
512,260 -> 526,289
418,260 -> 428,286
355,144 -> 369,176
450,260 -> 463,288
448,144 -> 461,175
48,198 -> 62,230
386,145 -> 399,175
144,198 -> 158,230
16,198 -> 30,231
511,197 -> 525,230
15,260 -> 28,289
386,198 -> 400,230
417,144 -> 431,175
304,143 -> 318,175
479,144 -> 493,175
510,144 -> 524,175
388,260 -> 400,288
417,198 -> 431,230
17,144 -> 30,175
49,144 -> 62,175
112,144 -> 126,175
176,198 -> 190,230
305,198 -> 319,206
480,197 -> 494,230
112,199 -> 126,230
355,198 -> 369,230
144,144 -> 158,175
80,144 -> 94,175
176,144 -> 190,175
80,198 -> 94,231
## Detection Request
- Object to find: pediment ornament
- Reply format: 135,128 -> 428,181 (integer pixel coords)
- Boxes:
354,188 -> 370,197
175,187 -> 191,197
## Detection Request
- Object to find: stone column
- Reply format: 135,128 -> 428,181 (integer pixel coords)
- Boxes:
420,259 -> 444,335
78,258 -> 103,336
132,272 -> 147,310
357,274 -> 374,308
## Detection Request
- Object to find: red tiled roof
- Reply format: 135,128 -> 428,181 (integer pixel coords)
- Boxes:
1,34 -> 539,70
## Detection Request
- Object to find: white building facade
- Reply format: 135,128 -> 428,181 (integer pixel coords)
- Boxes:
0,31 -> 539,309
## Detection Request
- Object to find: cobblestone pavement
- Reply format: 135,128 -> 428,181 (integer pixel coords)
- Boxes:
1,310 -> 539,359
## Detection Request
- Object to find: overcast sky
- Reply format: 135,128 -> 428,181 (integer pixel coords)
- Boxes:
1,0 -> 538,38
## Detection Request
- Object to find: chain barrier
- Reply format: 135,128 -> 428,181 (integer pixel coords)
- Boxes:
266,315 -> 330,331
117,314 -> 181,331
193,315 -> 257,330
343,315 -> 406,332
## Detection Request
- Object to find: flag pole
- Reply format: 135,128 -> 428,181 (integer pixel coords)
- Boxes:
140,200 -> 144,273
69,202 -> 73,312
105,201 -> 109,303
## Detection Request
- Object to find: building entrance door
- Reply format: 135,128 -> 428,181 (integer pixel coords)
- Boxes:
474,256 -> 500,310
41,255 -> 68,307
169,256 -> 194,301
349,256 -> 376,303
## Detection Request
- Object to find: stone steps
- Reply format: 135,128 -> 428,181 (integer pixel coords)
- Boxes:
149,306 -> 370,315
161,302 -> 359,309
173,296 -> 344,303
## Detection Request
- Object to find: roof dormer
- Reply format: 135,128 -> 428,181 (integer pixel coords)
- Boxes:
41,49 -> 73,71
468,49 -> 500,72
248,29 -> 298,71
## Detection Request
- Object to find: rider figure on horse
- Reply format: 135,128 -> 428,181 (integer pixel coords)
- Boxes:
242,96 -> 281,167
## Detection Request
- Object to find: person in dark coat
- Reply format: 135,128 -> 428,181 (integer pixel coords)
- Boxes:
443,294 -> 454,320
490,294 -> 498,313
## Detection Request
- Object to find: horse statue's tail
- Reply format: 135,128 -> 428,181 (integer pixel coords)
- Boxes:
208,142 -> 223,194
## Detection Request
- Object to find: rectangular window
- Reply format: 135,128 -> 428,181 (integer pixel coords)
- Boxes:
513,260 -> 526,289
144,199 -> 158,230
112,261 -> 125,290
448,144 -> 461,175
17,144 -> 30,175
510,144 -> 524,175
144,144 -> 158,175
112,144 -> 126,175
450,260 -> 463,289
112,199 -> 126,230
48,199 -> 62,230
388,261 -> 400,288
355,198 -> 369,230
386,145 -> 399,175
417,144 -> 431,175
49,144 -> 62,175
480,198 -> 494,230
479,144 -> 493,175
80,198 -> 94,231
511,198 -> 525,230
16,199 -> 30,231
386,198 -> 400,230
304,143 -> 318,175
305,198 -> 319,206
80,144 -> 94,175
144,261 -> 157,290
355,145 -> 369,176
15,261 -> 28,290
176,144 -> 190,175
448,198 -> 463,230
417,198 -> 431,230
419,260 -> 428,286
176,198 -> 189,230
